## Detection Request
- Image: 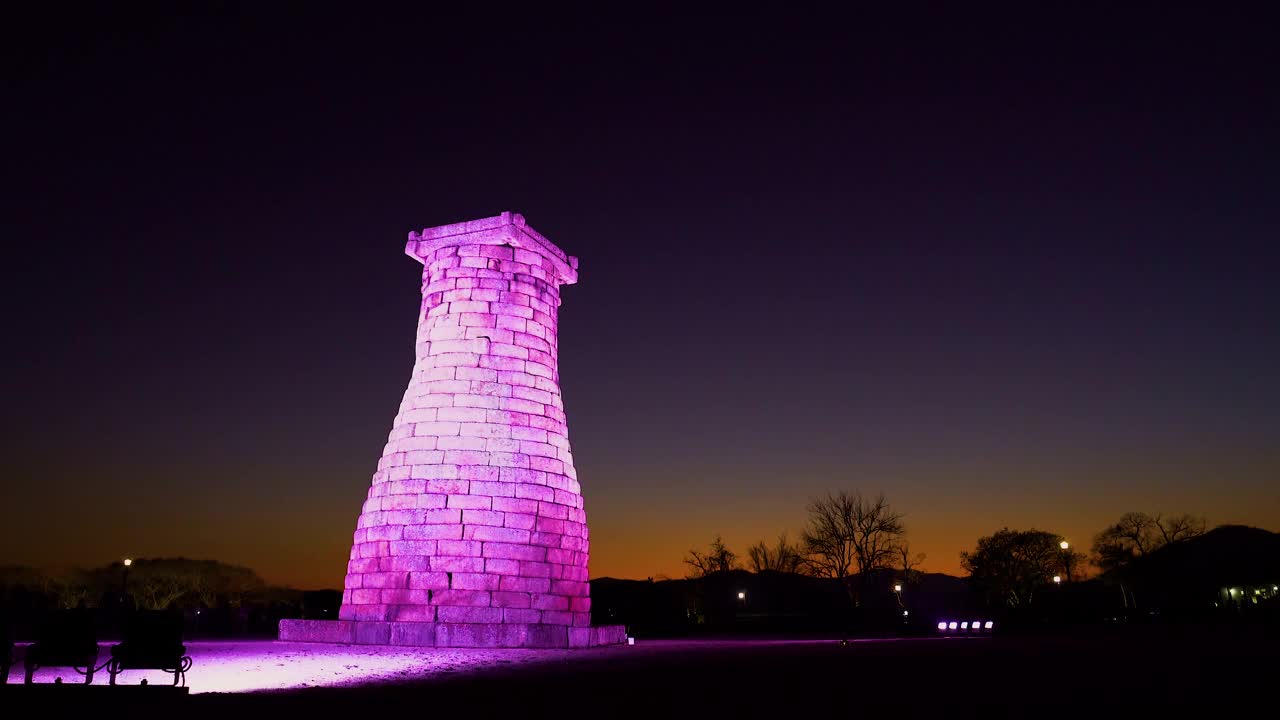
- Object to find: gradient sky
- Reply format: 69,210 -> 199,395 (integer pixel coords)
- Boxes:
4,4 -> 1278,588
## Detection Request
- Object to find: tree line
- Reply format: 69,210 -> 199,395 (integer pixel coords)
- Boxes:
686,491 -> 924,606
0,558 -> 278,611
686,492 -> 1207,608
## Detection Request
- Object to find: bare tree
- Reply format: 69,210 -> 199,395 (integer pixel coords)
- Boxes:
800,491 -> 907,604
1153,513 -> 1206,545
38,568 -> 92,609
746,533 -> 805,573
897,543 -> 926,586
685,535 -> 737,578
1092,511 -> 1206,572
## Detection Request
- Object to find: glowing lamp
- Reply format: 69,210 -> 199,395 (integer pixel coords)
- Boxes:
902,610 -> 909,616
960,622 -> 968,629
1053,575 -> 1061,584
1060,541 -> 1069,550
123,558 -> 133,567
737,591 -> 745,600
948,622 -> 957,630
937,622 -> 947,631
984,621 -> 994,629
893,584 -> 902,592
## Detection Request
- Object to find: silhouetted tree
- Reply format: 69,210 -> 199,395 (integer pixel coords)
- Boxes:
746,533 -> 805,573
1092,512 -> 1207,572
897,542 -> 926,586
961,528 -> 1065,607
125,558 -> 267,610
36,568 -> 93,609
685,536 -> 737,578
801,491 -> 907,605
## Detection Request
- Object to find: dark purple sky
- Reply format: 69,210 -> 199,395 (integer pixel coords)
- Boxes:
4,3 -> 1277,587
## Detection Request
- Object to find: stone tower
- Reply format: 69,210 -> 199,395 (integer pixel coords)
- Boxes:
281,212 -> 623,648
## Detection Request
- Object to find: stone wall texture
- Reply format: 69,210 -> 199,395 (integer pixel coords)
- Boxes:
330,212 -> 602,647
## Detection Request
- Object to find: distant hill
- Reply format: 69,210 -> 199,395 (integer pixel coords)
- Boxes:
1113,525 -> 1280,614
1128,525 -> 1280,587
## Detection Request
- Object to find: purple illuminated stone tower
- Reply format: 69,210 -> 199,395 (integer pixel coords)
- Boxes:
281,212 -> 623,648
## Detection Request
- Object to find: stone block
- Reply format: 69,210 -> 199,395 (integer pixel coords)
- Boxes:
461,509 -> 506,526
450,572 -> 500,591
525,624 -> 568,648
435,623 -> 500,648
431,589 -> 490,606
500,575 -> 550,593
389,622 -> 436,646
354,622 -> 391,645
431,556 -> 485,572
446,494 -> 492,510
490,591 -> 531,608
541,610 -> 573,626
503,608 -> 542,624
279,619 -> 355,644
483,542 -> 546,561
392,605 -> 436,622
438,539 -> 484,556
531,593 -> 569,611
466,525 -> 530,543
437,606 -> 503,624
407,572 -> 450,589
591,625 -> 627,646
568,627 -> 592,648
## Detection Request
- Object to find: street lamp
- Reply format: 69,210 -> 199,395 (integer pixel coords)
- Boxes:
1053,575 -> 1062,584
1060,541 -> 1069,550
737,591 -> 745,600
121,557 -> 133,605
893,584 -> 902,593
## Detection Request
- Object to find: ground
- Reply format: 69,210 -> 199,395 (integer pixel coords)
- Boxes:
7,627 -> 1274,716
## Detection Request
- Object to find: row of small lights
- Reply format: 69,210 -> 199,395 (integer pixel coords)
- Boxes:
1227,586 -> 1278,595
938,620 -> 994,632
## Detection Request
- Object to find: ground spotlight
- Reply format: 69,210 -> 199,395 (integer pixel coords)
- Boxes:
936,619 -> 994,636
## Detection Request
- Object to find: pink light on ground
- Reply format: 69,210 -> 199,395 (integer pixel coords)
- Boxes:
8,642 -> 585,694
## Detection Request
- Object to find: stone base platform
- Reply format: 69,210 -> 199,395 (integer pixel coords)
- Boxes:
279,619 -> 626,649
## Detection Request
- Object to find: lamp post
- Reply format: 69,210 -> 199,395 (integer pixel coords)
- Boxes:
1059,540 -> 1074,582
122,558 -> 132,606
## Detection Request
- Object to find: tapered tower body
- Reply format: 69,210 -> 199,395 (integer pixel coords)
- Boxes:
282,212 -> 622,648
